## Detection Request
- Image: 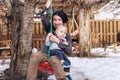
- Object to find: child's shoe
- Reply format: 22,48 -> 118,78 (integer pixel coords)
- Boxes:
66,75 -> 72,80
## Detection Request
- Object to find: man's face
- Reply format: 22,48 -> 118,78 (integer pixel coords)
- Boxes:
53,15 -> 63,29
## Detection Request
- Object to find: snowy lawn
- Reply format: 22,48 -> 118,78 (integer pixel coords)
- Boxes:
1,47 -> 120,80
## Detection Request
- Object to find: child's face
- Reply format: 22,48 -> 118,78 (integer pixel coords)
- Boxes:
55,28 -> 66,38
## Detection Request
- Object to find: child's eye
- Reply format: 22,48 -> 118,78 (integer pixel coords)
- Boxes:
60,31 -> 63,33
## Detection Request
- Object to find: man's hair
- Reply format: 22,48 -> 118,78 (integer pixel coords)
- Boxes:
53,10 -> 68,23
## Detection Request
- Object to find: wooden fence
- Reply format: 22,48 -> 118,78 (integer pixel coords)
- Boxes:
32,21 -> 45,50
90,19 -> 120,48
1,19 -> 120,50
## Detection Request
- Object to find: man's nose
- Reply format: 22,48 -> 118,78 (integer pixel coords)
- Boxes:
56,20 -> 59,23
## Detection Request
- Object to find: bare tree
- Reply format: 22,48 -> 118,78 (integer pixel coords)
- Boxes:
4,0 -> 37,79
78,0 -> 111,57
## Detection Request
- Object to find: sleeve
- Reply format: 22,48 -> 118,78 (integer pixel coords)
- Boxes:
58,33 -> 72,55
45,40 -> 50,46
41,14 -> 50,33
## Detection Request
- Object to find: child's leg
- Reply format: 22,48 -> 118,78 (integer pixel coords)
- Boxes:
62,54 -> 71,72
63,61 -> 70,66
64,65 -> 72,80
62,54 -> 72,80
60,61 -> 72,80
50,49 -> 63,60
60,60 -> 72,80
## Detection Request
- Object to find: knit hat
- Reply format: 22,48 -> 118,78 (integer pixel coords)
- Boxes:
53,11 -> 68,23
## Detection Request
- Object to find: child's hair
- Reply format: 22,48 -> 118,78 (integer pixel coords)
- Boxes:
56,25 -> 67,33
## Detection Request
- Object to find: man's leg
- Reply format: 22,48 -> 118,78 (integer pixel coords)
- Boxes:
27,52 -> 47,80
48,56 -> 67,80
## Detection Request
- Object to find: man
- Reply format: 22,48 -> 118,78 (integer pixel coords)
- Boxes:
27,0 -> 72,80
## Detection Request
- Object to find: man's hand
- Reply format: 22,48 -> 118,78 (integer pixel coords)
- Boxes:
49,34 -> 60,44
43,0 -> 51,15
46,0 -> 51,8
47,33 -> 53,38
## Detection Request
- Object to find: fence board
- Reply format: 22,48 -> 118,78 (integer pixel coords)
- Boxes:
103,21 -> 105,45
118,21 -> 120,31
99,21 -> 102,43
0,18 -> 2,34
110,21 -> 112,43
113,20 -> 117,42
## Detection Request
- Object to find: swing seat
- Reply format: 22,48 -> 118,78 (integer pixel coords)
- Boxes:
38,61 -> 54,75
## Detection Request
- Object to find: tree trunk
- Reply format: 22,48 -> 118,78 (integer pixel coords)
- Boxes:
6,0 -> 35,79
79,8 -> 91,57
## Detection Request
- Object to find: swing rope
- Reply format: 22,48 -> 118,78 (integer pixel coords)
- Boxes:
70,7 -> 79,33
48,0 -> 53,59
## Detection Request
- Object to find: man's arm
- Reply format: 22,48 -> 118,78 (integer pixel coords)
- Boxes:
43,0 -> 51,15
41,0 -> 51,33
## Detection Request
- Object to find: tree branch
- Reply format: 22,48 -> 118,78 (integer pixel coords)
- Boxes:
4,0 -> 12,16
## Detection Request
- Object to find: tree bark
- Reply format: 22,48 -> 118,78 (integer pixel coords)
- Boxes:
7,0 -> 35,79
79,8 -> 91,57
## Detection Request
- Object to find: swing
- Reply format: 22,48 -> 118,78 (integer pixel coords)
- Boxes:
38,0 -> 54,76
69,8 -> 79,33
69,7 -> 80,55
38,61 -> 54,75
69,7 -> 79,36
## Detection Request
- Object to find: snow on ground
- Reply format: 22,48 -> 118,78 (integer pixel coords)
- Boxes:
1,46 -> 120,80
70,57 -> 120,80
49,46 -> 120,80
48,57 -> 120,80
91,46 -> 120,57
0,60 -> 10,72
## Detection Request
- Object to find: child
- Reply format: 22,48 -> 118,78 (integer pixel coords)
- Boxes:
45,25 -> 72,80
